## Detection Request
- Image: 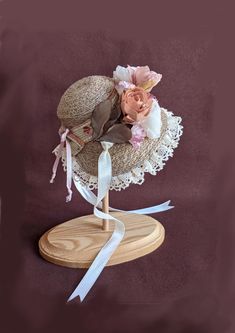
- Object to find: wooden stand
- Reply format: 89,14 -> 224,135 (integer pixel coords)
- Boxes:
39,193 -> 165,268
102,193 -> 109,231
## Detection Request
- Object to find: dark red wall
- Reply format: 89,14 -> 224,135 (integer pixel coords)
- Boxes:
0,1 -> 234,332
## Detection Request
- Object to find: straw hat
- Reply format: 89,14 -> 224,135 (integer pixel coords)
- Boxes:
54,65 -> 183,191
47,65 -> 183,302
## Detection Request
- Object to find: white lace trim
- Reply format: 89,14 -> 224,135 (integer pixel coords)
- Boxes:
57,108 -> 183,191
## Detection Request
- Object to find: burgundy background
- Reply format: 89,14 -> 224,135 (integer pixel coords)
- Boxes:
0,1 -> 234,332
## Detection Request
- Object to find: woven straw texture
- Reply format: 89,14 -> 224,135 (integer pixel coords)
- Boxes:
57,75 -> 117,128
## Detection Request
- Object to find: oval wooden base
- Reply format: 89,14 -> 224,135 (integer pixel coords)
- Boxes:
39,212 -> 165,268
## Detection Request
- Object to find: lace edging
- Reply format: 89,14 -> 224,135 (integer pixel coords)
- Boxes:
57,108 -> 183,191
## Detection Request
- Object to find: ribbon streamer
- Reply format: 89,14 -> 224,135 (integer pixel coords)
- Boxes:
67,142 -> 173,302
73,176 -> 174,213
50,130 -> 174,302
68,176 -> 173,302
50,128 -> 73,202
67,142 -> 127,302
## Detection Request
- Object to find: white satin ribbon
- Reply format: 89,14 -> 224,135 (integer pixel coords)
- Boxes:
73,177 -> 174,214
50,136 -> 174,303
68,176 -> 173,302
67,209 -> 125,302
67,142 -> 127,302
67,142 -> 173,302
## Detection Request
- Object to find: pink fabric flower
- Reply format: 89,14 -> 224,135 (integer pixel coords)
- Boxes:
133,66 -> 162,92
113,65 -> 162,94
121,87 -> 153,123
129,124 -> 146,149
115,80 -> 135,95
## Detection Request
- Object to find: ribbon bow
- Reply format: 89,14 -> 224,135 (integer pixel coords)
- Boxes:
50,120 -> 93,202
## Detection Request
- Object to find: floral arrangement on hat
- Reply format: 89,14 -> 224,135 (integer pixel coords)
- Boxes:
90,65 -> 162,149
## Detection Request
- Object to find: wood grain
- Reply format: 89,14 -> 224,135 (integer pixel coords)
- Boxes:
38,212 -> 165,268
102,193 -> 109,231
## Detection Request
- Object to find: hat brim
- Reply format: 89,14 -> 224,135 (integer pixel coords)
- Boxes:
58,108 -> 183,191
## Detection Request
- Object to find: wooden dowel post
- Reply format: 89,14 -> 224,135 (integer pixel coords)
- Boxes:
102,192 -> 109,231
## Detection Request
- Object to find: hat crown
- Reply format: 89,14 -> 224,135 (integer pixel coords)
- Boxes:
57,75 -> 117,128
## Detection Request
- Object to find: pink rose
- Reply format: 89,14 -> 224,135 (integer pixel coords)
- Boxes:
121,87 -> 153,123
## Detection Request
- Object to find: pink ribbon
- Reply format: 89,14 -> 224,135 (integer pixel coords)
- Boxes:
50,128 -> 73,202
